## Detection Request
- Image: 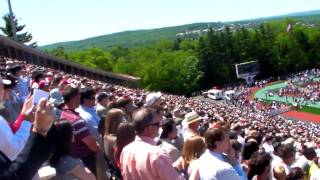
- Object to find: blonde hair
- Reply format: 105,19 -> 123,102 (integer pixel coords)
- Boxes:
182,136 -> 206,164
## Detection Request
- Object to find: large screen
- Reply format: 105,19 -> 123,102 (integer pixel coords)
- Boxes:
235,61 -> 259,78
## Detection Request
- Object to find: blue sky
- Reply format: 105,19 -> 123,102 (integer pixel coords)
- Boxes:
0,0 -> 319,45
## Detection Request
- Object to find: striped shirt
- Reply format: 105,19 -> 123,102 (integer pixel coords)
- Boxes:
60,106 -> 93,158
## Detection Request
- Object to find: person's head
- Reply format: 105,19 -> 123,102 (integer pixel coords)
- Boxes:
205,127 -> 230,153
115,122 -> 135,159
104,108 -> 125,136
49,120 -> 74,167
117,97 -> 136,116
303,148 -> 317,162
286,167 -> 306,180
50,76 -> 62,90
278,144 -> 296,165
230,139 -> 242,160
0,75 -> 6,103
145,92 -> 162,109
182,136 -> 206,164
185,111 -> 202,131
80,88 -> 96,107
160,119 -> 177,140
7,64 -> 23,77
62,86 -> 80,109
265,135 -> 273,145
97,92 -> 109,107
248,151 -> 272,179
242,140 -> 259,161
132,107 -> 160,138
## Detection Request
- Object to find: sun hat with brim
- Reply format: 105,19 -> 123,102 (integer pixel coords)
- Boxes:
184,111 -> 202,124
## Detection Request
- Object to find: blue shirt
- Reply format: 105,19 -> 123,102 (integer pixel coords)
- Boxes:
76,105 -> 100,141
198,150 -> 245,180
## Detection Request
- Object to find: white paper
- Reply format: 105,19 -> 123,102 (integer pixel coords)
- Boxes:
33,89 -> 50,105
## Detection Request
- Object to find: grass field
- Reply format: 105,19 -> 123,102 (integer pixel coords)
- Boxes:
298,106 -> 320,115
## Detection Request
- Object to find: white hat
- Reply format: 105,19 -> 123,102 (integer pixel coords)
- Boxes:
184,111 -> 202,125
145,92 -> 161,106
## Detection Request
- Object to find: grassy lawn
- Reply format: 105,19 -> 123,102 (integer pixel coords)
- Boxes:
298,106 -> 320,115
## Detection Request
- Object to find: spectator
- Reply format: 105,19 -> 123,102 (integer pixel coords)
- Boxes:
77,88 -> 101,141
0,76 -> 33,161
96,92 -> 109,118
173,136 -> 206,179
60,86 -> 99,175
103,108 -> 125,166
197,128 -> 243,180
49,120 -> 96,180
120,107 -> 179,180
182,111 -> 202,141
247,150 -> 272,180
286,167 -> 306,180
303,148 -> 319,179
116,97 -> 136,122
273,144 -> 296,180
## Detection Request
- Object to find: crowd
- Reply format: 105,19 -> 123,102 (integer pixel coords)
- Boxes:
275,69 -> 320,104
0,56 -> 320,180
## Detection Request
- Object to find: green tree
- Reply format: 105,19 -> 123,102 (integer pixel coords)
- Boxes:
0,13 -> 37,47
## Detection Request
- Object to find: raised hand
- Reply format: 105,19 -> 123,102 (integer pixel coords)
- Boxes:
32,98 -> 54,137
21,94 -> 35,122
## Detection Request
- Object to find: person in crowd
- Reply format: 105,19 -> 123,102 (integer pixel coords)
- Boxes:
303,148 -> 319,179
0,98 -> 55,180
182,111 -> 202,141
145,92 -> 163,110
77,88 -> 101,141
0,76 -> 33,161
116,96 -> 136,121
49,120 -> 96,180
95,92 -> 109,118
173,136 -> 206,180
247,150 -> 272,180
60,86 -> 99,175
286,167 -> 306,180
242,140 -> 260,173
159,118 -> 181,161
103,108 -> 125,166
7,64 -> 30,103
197,127 -> 245,180
114,122 -> 135,169
262,135 -> 274,154
273,144 -> 296,180
120,107 -> 179,180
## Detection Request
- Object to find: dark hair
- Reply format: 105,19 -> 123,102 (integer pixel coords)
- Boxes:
115,122 -> 135,161
247,151 -> 272,179
303,148 -> 316,161
278,144 -> 296,160
286,167 -> 305,180
231,139 -> 242,152
160,119 -> 175,139
62,86 -> 79,103
132,107 -> 155,134
97,92 -> 109,103
204,128 -> 225,150
242,140 -> 259,160
49,120 -> 74,167
80,88 -> 95,104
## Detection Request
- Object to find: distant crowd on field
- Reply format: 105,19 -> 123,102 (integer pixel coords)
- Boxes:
0,56 -> 319,180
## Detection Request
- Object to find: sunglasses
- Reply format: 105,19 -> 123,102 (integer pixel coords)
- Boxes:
149,121 -> 161,127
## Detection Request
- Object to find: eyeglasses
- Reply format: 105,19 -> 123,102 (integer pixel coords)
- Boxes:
149,121 -> 161,127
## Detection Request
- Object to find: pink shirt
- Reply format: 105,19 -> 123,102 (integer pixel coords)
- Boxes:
120,135 -> 180,180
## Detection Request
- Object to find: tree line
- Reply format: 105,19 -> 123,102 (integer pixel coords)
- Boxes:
44,19 -> 320,95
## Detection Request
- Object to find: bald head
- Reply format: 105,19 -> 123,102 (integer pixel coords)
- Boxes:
133,107 -> 155,135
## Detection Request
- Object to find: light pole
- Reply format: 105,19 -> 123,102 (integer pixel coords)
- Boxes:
7,0 -> 17,41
